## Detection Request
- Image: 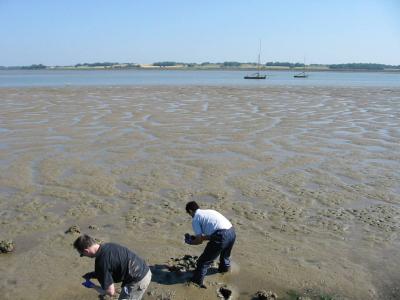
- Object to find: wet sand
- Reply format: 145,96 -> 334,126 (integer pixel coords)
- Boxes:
0,85 -> 399,299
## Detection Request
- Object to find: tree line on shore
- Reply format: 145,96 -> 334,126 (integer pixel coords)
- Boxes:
1,62 -> 399,71
151,61 -> 399,70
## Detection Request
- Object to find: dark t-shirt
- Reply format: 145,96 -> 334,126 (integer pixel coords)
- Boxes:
94,243 -> 149,290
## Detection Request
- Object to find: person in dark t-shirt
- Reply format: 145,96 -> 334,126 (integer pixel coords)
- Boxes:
74,235 -> 151,300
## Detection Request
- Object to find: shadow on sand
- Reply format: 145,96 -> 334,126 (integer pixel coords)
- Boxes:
150,264 -> 219,286
150,264 -> 191,285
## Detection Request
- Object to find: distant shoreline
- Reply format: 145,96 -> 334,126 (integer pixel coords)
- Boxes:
1,66 -> 400,73
1,62 -> 399,73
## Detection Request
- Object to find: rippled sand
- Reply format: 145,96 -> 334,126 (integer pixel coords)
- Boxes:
0,86 -> 400,300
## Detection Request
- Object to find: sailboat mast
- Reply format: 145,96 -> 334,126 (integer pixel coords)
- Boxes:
258,40 -> 261,74
244,40 -> 266,79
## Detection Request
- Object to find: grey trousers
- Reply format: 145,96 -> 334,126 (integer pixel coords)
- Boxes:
119,270 -> 152,300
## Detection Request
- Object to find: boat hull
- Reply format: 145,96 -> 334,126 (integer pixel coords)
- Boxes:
294,71 -> 308,78
244,76 -> 266,79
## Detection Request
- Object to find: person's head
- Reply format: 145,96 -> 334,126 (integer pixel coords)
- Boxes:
185,201 -> 200,217
73,234 -> 99,258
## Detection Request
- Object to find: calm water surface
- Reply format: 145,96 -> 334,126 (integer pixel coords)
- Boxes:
0,69 -> 399,87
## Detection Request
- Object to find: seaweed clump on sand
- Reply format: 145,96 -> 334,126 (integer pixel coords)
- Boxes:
166,255 -> 198,272
65,225 -> 81,234
218,285 -> 233,299
254,290 -> 278,300
0,240 -> 15,253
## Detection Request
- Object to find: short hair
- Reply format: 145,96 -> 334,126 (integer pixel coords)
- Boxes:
73,234 -> 96,252
185,201 -> 200,213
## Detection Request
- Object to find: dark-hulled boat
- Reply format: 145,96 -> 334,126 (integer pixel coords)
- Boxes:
293,71 -> 308,78
294,58 -> 308,78
244,41 -> 266,79
244,72 -> 267,79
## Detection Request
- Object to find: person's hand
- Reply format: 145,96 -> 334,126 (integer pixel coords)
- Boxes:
184,233 -> 194,245
82,280 -> 96,288
184,233 -> 192,244
82,271 -> 96,280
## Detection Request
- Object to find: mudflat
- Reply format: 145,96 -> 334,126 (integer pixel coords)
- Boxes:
0,86 -> 399,299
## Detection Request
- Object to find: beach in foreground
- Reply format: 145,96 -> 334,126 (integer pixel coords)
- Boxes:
0,85 -> 399,299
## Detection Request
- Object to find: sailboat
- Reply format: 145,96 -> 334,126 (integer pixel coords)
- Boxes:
244,41 -> 266,79
294,57 -> 308,78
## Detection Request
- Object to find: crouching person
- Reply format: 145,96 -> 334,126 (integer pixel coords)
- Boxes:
73,234 -> 151,300
185,201 -> 236,288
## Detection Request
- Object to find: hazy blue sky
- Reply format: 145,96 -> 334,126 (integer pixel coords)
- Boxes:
1,0 -> 399,66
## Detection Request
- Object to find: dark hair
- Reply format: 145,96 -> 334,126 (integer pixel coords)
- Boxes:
73,234 -> 96,252
185,201 -> 200,213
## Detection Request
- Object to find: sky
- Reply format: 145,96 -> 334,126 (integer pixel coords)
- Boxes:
1,0 -> 399,66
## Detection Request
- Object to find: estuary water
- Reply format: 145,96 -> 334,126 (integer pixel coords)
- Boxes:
0,69 -> 399,87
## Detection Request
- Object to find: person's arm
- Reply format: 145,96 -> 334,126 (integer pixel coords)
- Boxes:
190,234 -> 209,245
105,283 -> 115,296
94,264 -> 114,296
191,217 -> 208,245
